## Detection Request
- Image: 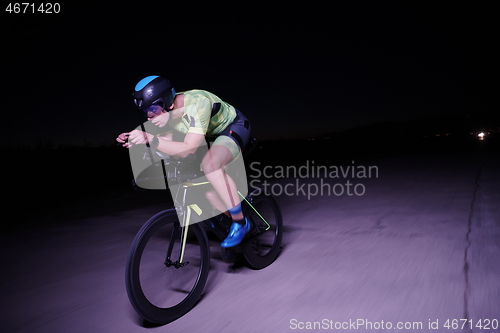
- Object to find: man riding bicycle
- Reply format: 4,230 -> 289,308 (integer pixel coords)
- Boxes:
116,76 -> 251,247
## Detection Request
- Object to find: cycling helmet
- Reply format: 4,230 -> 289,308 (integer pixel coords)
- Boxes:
133,75 -> 176,116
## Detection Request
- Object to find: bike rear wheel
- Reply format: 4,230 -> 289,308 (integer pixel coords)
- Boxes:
125,209 -> 210,324
242,192 -> 283,269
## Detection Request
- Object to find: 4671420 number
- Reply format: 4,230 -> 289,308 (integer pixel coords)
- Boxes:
443,319 -> 498,330
6,3 -> 60,14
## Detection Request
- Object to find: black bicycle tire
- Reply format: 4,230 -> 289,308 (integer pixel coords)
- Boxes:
242,193 -> 283,269
125,209 -> 210,324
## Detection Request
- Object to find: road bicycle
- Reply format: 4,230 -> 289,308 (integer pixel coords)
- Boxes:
125,137 -> 283,324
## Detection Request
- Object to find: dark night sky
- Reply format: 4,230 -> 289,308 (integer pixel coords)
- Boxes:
2,3 -> 497,145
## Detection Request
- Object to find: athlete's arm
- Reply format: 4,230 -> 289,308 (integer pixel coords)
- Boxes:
156,132 -> 205,158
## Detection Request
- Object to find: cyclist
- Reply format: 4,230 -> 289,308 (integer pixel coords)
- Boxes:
116,76 -> 251,248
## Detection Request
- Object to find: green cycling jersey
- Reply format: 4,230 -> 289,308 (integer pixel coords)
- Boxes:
168,90 -> 237,137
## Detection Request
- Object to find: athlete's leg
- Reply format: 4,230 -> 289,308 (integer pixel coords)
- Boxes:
203,109 -> 251,247
202,145 -> 242,219
205,189 -> 230,217
202,143 -> 250,247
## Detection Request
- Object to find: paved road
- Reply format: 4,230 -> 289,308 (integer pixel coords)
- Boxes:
1,149 -> 499,333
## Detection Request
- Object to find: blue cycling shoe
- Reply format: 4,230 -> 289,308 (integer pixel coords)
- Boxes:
221,218 -> 251,248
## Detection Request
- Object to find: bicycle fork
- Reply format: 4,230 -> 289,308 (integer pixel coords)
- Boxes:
164,206 -> 193,269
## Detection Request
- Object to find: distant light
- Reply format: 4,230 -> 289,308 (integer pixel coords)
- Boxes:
478,132 -> 485,137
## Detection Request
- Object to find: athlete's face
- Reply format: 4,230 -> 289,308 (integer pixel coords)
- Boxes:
145,104 -> 165,120
147,103 -> 176,128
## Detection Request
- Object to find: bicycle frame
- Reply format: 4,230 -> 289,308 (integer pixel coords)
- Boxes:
164,177 -> 273,268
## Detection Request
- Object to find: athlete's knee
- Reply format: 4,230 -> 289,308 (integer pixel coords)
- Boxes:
201,152 -> 224,175
202,157 -> 220,175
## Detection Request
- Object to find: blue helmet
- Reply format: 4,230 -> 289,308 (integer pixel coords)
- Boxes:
133,76 -> 176,116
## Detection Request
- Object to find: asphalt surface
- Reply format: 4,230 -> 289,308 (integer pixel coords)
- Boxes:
1,148 -> 499,333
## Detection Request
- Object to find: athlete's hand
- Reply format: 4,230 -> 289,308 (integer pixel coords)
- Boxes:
150,111 -> 170,128
116,132 -> 131,148
116,130 -> 153,148
128,130 -> 154,146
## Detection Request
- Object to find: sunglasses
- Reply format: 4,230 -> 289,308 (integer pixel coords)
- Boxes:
141,103 -> 165,117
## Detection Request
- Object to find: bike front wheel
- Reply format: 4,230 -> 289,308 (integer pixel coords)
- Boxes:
125,209 -> 210,324
242,192 -> 283,269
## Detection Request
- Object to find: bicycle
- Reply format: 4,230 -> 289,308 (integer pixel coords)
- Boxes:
125,137 -> 283,324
